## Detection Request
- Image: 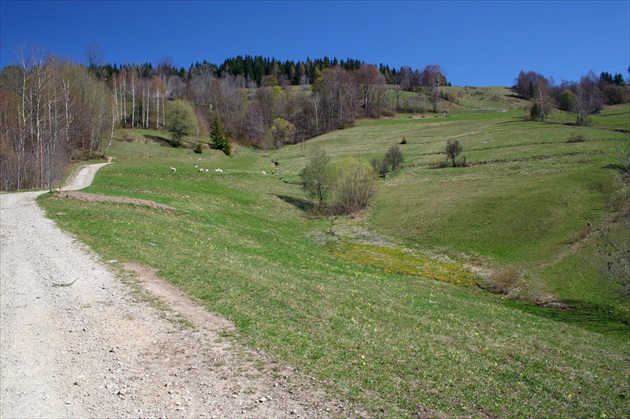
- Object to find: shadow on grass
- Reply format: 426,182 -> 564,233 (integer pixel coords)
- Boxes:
144,134 -> 179,147
496,119 -> 528,126
502,298 -> 630,340
602,163 -> 627,171
276,195 -> 315,212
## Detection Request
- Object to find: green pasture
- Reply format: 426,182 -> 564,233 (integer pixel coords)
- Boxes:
38,103 -> 629,417
273,105 -> 628,314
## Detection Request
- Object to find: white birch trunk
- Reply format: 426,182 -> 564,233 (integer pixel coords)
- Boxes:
155,89 -> 160,130
131,74 -> 136,127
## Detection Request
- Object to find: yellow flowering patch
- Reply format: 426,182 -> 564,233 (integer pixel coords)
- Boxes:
335,243 -> 481,288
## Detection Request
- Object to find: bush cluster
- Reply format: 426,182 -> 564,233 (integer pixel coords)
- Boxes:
480,268 -> 546,305
370,145 -> 404,177
300,148 -> 379,215
567,134 -> 587,143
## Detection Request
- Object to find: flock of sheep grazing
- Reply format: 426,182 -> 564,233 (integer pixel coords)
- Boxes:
169,165 -> 267,175
193,165 -> 223,173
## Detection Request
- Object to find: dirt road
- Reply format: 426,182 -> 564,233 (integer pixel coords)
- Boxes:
0,164 -> 356,418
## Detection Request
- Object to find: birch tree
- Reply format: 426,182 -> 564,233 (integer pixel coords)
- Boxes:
356,64 -> 385,117
0,48 -> 111,191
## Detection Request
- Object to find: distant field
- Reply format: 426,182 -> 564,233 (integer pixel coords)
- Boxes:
38,99 -> 630,417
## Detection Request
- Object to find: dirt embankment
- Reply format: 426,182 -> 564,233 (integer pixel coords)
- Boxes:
59,191 -> 176,211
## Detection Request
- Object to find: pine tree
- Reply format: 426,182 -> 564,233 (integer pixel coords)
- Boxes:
209,116 -> 232,156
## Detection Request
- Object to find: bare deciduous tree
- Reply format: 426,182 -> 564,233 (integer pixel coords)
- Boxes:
421,64 -> 446,113
85,43 -> 104,70
1,47 -> 111,191
574,72 -> 603,126
356,64 -> 386,117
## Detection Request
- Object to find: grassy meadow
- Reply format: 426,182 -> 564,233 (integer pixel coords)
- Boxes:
39,88 -> 629,417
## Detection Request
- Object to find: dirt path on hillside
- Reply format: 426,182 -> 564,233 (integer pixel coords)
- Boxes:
1,164 -> 358,418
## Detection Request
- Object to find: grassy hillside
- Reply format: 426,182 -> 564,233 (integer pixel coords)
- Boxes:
273,105 -> 629,316
38,102 -> 629,417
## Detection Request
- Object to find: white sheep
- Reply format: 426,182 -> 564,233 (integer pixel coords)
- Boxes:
195,165 -> 198,169
170,167 -> 177,172
199,168 -> 204,172
215,168 -> 223,172
262,171 -> 267,175
205,169 -> 209,172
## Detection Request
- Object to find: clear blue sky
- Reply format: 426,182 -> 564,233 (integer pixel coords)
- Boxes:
1,0 -> 628,86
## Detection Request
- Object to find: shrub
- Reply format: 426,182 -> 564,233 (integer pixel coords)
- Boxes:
400,137 -> 408,145
370,158 -> 389,177
333,158 -> 379,214
300,147 -> 335,207
166,99 -> 198,147
385,145 -> 404,170
270,118 -> 296,149
558,88 -> 576,111
567,134 -> 586,143
445,139 -> 463,167
194,143 -> 203,154
481,268 -> 520,295
429,161 -> 449,169
440,89 -> 461,105
592,219 -> 630,302
482,268 -> 539,304
529,102 -> 542,121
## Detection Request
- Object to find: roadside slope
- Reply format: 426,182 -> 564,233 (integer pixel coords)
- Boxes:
0,164 -> 355,418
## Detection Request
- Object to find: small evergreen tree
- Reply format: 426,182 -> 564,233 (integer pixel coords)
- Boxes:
209,116 -> 232,156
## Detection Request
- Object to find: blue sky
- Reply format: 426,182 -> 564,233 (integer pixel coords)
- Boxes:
1,1 -> 628,86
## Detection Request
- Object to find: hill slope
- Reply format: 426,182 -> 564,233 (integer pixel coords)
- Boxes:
37,103 -> 630,417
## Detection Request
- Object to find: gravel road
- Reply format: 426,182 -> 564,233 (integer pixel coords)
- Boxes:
1,164 -> 357,418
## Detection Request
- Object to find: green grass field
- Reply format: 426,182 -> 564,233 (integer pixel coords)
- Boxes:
273,103 -> 629,316
38,93 -> 629,417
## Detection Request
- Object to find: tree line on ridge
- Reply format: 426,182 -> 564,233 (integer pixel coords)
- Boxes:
1,44 -> 628,192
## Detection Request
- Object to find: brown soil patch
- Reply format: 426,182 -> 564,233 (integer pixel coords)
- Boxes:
122,262 -> 234,333
60,191 -> 175,211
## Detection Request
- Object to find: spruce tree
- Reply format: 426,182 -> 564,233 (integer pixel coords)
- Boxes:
209,116 -> 232,156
